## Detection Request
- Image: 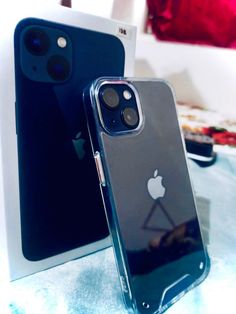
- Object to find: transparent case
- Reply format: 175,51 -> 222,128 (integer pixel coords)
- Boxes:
84,78 -> 210,314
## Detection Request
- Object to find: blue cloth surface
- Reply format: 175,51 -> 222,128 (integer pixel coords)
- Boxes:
1,152 -> 236,314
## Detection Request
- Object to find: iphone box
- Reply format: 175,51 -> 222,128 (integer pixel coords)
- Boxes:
0,2 -> 136,280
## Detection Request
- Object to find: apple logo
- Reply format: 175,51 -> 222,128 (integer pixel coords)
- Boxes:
147,169 -> 166,200
72,131 -> 86,160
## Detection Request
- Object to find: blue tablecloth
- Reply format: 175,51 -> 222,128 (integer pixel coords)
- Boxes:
1,152 -> 236,314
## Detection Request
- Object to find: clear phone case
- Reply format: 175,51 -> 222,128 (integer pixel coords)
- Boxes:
84,78 -> 210,314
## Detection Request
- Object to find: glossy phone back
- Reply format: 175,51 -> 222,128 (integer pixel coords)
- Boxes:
85,78 -> 209,313
14,18 -> 125,261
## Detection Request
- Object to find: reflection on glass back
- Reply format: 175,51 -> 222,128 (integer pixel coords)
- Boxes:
90,79 -> 209,313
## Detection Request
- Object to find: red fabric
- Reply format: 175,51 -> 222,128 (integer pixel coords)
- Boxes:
201,127 -> 236,146
213,132 -> 236,145
147,0 -> 236,48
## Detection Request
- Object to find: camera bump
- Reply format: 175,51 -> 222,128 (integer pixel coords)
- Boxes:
97,81 -> 142,134
20,25 -> 72,83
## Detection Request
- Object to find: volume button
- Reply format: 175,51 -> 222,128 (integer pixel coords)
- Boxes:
120,275 -> 129,294
15,101 -> 18,134
94,151 -> 106,186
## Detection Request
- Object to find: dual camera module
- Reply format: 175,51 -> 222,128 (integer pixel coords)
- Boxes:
98,84 -> 141,132
22,27 -> 71,82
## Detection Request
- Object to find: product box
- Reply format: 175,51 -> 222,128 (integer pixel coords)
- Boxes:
0,2 -> 136,280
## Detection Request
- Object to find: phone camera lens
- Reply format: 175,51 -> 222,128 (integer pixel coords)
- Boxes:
24,28 -> 50,55
122,107 -> 139,128
102,87 -> 119,109
47,55 -> 70,81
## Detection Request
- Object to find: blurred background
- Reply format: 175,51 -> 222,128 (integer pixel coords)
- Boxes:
65,0 -> 236,148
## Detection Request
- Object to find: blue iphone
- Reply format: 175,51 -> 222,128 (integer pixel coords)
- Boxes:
14,18 -> 125,261
83,78 -> 210,313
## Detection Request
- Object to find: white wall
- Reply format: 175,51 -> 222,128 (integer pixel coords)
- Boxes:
72,0 -> 114,18
72,0 -> 146,32
135,35 -> 236,117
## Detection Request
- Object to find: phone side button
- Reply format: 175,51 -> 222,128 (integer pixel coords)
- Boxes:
15,101 -> 18,134
120,275 -> 129,294
94,151 -> 106,187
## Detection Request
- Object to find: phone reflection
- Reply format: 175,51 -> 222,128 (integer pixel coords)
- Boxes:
127,217 -> 202,275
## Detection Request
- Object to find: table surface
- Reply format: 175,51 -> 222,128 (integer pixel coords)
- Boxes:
1,152 -> 236,314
